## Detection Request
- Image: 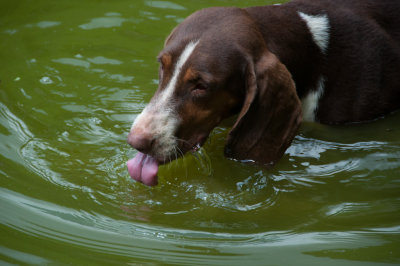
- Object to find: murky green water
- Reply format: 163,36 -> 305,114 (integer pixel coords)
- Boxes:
1,0 -> 400,265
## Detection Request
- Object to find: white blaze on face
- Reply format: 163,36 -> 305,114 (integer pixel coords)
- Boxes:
131,40 -> 200,158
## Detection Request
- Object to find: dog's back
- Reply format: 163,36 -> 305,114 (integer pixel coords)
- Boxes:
247,0 -> 400,123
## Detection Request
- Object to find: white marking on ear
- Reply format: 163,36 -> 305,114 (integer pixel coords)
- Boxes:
301,76 -> 325,122
131,40 -> 200,158
298,12 -> 330,53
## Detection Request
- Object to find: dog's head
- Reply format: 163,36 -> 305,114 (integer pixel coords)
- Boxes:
127,7 -> 302,185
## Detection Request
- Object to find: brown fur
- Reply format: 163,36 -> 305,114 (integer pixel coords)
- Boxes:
129,0 -> 400,167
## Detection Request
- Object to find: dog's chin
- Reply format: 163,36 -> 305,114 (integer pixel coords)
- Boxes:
187,133 -> 209,153
159,133 -> 210,164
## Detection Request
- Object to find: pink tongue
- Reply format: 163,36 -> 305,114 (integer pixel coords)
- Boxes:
127,152 -> 159,186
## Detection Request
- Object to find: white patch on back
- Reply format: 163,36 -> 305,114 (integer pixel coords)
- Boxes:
298,12 -> 330,53
301,76 -> 325,122
131,40 -> 199,158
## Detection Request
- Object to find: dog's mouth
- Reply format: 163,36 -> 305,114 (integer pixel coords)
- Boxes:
191,143 -> 201,152
127,152 -> 159,186
127,138 -> 206,186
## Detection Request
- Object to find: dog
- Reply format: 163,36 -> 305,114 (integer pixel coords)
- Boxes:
127,0 -> 400,186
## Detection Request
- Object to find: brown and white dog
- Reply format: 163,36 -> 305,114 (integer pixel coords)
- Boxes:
127,0 -> 400,186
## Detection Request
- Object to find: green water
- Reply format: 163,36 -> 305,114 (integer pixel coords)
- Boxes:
1,0 -> 399,265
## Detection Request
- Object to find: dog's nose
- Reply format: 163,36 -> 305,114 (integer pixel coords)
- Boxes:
127,131 -> 154,154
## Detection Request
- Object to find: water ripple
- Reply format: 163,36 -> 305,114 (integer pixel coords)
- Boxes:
2,187 -> 398,265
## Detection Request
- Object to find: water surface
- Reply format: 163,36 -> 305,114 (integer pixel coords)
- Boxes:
1,0 -> 400,265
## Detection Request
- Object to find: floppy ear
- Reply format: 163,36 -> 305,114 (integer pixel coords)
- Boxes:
225,50 -> 302,167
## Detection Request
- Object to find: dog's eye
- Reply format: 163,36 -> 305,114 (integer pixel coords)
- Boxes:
191,83 -> 208,97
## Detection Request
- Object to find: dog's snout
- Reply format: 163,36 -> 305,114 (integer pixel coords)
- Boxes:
127,131 -> 154,154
